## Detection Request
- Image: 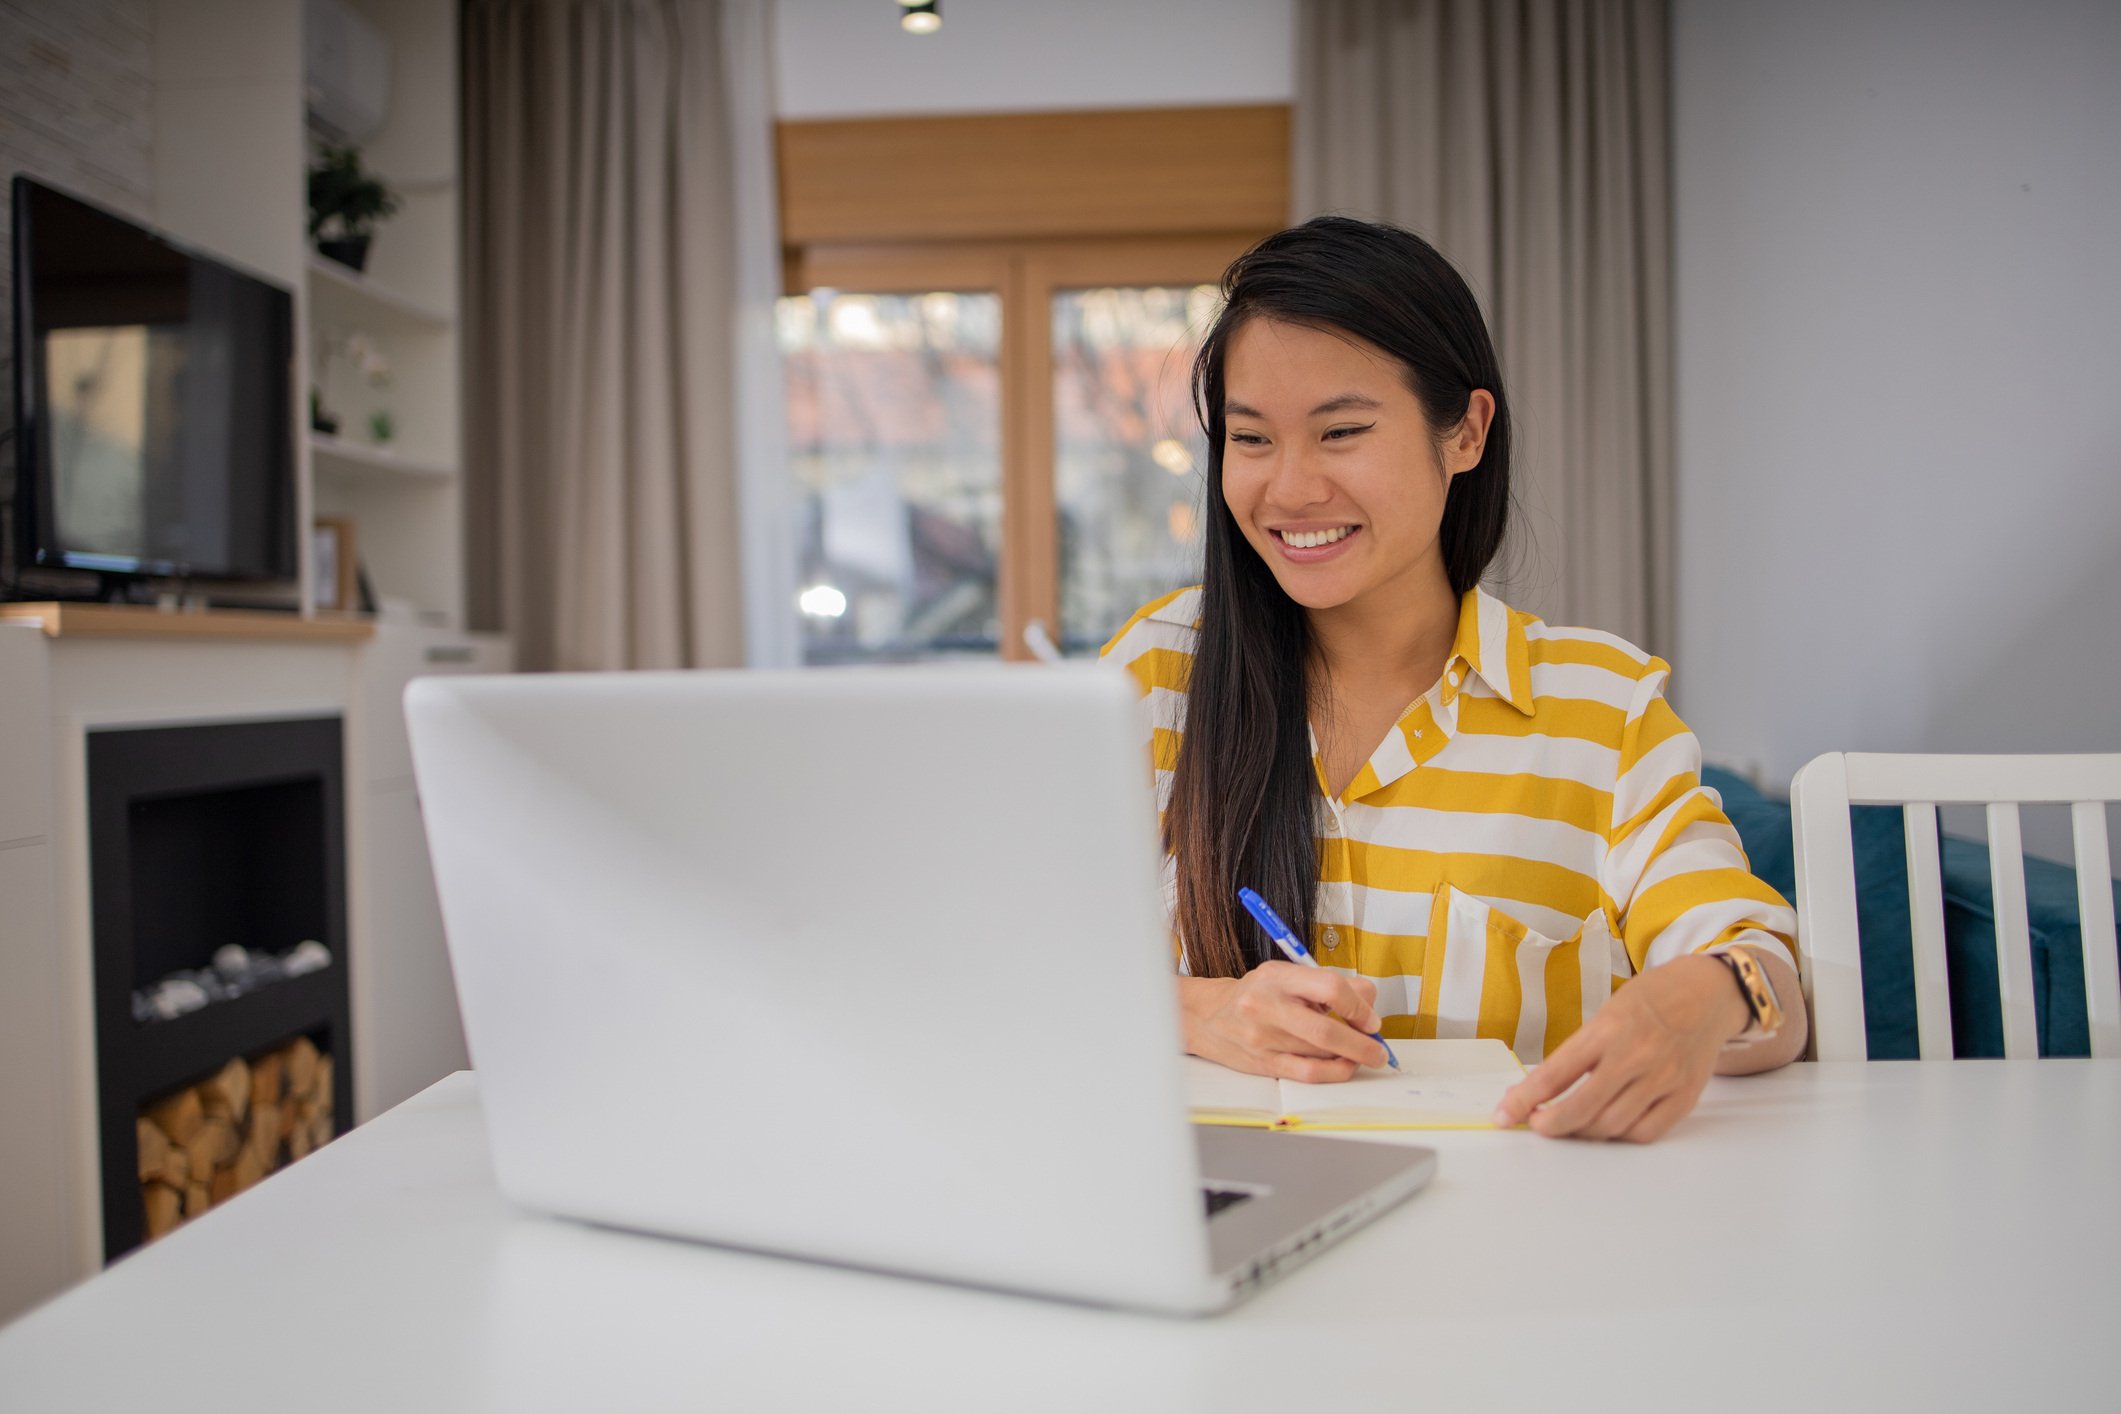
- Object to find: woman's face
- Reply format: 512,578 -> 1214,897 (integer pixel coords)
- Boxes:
1219,317 -> 1486,618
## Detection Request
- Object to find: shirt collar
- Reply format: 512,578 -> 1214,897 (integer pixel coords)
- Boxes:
1149,583 -> 1534,717
1146,586 -> 1204,628
1447,586 -> 1536,716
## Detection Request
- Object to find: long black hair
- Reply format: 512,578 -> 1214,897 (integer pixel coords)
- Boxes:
1166,216 -> 1514,978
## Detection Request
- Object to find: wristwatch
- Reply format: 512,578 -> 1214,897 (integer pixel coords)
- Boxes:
1717,947 -> 1783,1041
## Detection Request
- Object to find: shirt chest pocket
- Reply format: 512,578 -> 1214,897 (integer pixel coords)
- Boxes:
1416,885 -> 1618,1064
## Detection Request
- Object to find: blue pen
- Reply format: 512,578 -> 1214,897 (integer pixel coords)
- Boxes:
1237,887 -> 1400,1070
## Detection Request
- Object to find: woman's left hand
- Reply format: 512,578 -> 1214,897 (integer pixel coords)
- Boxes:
1492,954 -> 1751,1143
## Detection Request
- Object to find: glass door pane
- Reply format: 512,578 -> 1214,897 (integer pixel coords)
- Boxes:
1051,284 -> 1222,655
778,290 -> 1002,664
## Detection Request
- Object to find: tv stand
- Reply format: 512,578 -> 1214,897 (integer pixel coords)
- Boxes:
4,574 -> 160,608
2,579 -> 298,614
93,572 -> 149,605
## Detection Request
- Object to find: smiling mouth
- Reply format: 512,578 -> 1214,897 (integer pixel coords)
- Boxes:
1274,526 -> 1358,549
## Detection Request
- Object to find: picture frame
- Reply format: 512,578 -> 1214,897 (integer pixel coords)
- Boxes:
311,517 -> 359,612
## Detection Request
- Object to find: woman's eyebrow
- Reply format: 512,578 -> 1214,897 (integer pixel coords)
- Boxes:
1223,393 -> 1383,419
1309,393 -> 1382,415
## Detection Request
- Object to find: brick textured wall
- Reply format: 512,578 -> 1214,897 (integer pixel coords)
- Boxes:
0,0 -> 155,503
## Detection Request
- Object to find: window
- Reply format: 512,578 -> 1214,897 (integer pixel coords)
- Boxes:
1051,283 -> 1224,655
780,291 -> 1002,663
778,241 -> 1250,664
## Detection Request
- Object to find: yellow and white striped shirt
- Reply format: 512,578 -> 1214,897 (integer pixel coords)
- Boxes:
1101,584 -> 1797,1063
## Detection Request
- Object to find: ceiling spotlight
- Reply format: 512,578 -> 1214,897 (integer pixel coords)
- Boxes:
899,1 -> 941,35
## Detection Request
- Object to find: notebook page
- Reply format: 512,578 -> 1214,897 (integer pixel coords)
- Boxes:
1181,1055 -> 1284,1122
1274,1039 -> 1526,1128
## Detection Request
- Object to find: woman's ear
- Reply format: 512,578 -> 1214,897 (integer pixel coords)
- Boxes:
1443,389 -> 1496,477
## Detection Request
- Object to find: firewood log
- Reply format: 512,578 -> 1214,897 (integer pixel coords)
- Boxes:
286,1036 -> 319,1097
143,1183 -> 182,1239
186,1119 -> 236,1170
210,1165 -> 239,1204
249,1103 -> 282,1169
145,1087 -> 204,1147
232,1145 -> 265,1194
287,1121 -> 312,1162
203,1057 -> 251,1124
184,1182 -> 210,1218
136,1117 -> 170,1180
251,1052 -> 283,1110
158,1144 -> 190,1191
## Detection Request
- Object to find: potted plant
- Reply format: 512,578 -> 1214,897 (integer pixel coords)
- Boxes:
310,330 -> 392,436
307,144 -> 399,272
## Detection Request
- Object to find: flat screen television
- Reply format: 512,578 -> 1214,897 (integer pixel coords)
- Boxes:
8,176 -> 297,597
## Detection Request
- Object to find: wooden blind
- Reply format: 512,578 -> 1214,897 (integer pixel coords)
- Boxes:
777,105 -> 1290,250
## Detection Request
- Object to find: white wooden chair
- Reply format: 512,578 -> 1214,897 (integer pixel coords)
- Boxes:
1789,752 -> 2121,1060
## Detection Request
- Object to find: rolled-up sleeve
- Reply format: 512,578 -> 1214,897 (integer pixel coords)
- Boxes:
1602,661 -> 1798,978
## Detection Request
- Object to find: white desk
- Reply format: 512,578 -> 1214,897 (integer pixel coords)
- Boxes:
3,1062 -> 2116,1412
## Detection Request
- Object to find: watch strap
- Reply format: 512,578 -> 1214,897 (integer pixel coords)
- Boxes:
1717,947 -> 1782,1041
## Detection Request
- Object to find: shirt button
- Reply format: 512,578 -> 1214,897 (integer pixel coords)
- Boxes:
1322,813 -> 1339,833
1323,928 -> 1341,948
1448,669 -> 1463,685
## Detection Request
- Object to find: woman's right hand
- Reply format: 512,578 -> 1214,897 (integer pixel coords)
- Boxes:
1179,964 -> 1389,1081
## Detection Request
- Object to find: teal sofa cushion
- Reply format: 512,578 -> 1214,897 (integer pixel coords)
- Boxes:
1935,836 -> 2121,1058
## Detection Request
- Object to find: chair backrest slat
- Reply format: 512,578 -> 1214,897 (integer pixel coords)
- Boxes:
1982,803 -> 2039,1059
2072,801 -> 2121,1059
1843,753 -> 2121,804
1901,803 -> 1953,1059
1789,756 -> 1865,1061
1791,752 -> 2121,1062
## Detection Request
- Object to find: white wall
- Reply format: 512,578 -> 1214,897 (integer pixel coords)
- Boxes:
1672,0 -> 2121,824
772,0 -> 1293,118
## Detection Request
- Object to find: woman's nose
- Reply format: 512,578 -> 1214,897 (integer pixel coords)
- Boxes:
1261,445 -> 1333,509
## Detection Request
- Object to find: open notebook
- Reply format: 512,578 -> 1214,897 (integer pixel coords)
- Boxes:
1184,1039 -> 1527,1131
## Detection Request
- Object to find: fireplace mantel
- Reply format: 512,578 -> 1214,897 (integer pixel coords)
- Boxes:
0,602 -> 374,643
0,617 -> 510,1323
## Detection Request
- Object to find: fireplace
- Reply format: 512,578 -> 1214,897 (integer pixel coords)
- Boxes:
87,716 -> 354,1259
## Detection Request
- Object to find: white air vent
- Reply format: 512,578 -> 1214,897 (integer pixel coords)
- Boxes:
304,0 -> 392,145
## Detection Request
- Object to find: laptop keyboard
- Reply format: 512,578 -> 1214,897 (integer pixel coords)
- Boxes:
1203,1187 -> 1252,1218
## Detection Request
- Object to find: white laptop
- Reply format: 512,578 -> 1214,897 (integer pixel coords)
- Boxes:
403,663 -> 1434,1316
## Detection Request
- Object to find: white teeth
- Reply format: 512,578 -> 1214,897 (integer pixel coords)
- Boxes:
1278,526 -> 1355,549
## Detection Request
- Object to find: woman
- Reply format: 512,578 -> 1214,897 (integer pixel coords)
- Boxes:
1102,217 -> 1806,1143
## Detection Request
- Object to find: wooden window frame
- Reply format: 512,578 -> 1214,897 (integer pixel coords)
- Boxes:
778,107 -> 1288,659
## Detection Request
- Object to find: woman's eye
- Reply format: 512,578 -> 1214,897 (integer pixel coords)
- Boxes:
1324,424 -> 1374,441
1227,430 -> 1267,446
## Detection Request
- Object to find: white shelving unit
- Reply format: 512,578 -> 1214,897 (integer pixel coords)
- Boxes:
0,7 -> 515,1325
304,252 -> 453,328
309,433 -> 457,483
148,0 -> 464,627
0,0 -> 521,1299
304,0 -> 464,626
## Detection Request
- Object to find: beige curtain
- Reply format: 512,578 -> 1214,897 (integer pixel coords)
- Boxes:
463,0 -> 745,670
1294,0 -> 1673,654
